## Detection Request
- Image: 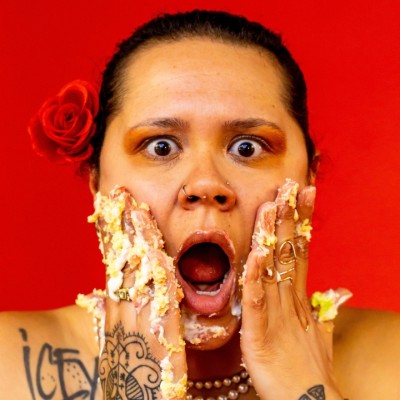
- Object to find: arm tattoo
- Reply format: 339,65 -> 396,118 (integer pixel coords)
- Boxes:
298,384 -> 326,400
99,321 -> 161,400
19,328 -> 99,400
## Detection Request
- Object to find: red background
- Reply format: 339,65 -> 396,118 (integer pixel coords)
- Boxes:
1,0 -> 399,312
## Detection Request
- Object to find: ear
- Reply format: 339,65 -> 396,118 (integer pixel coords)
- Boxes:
308,152 -> 320,186
89,169 -> 99,197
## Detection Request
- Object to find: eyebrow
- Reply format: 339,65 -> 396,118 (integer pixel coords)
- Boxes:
130,117 -> 284,133
130,117 -> 189,130
223,118 -> 283,132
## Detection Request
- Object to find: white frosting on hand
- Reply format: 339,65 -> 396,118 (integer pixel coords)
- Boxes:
88,186 -> 186,400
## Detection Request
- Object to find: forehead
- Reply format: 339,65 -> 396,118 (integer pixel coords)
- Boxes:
119,38 -> 288,118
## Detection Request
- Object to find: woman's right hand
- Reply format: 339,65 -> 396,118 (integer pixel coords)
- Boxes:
91,186 -> 187,400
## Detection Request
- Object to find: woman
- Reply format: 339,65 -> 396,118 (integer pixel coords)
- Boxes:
1,10 -> 399,400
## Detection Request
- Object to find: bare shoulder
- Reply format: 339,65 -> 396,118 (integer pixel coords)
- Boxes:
0,306 -> 101,399
333,307 -> 400,399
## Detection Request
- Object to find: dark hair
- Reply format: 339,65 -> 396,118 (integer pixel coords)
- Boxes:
89,9 -> 315,171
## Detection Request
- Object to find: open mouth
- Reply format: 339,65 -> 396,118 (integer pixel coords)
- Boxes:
179,242 -> 230,295
175,231 -> 236,315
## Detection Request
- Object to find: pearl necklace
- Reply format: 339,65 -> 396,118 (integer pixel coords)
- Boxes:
187,370 -> 253,400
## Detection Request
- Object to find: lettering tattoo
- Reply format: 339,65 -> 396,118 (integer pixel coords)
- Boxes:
99,321 -> 161,400
19,328 -> 99,400
298,384 -> 326,400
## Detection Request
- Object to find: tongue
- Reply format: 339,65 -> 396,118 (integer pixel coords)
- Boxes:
179,243 -> 229,283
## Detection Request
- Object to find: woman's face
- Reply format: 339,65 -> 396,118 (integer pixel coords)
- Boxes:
97,38 -> 310,349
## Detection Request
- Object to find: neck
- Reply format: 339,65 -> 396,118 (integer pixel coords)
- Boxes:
186,331 -> 243,380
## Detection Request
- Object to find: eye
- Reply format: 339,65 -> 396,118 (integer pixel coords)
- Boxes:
142,137 -> 180,159
229,137 -> 265,158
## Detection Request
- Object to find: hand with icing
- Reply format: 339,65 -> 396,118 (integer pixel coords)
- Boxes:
88,186 -> 187,400
241,179 -> 346,399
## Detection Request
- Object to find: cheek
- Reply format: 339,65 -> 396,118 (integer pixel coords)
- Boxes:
99,167 -> 178,252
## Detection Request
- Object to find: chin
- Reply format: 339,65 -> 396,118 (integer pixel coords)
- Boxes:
180,295 -> 242,351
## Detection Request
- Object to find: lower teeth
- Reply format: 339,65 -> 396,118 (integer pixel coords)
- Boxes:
196,288 -> 221,296
194,272 -> 228,296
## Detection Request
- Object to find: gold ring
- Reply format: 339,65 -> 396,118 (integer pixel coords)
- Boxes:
277,240 -> 297,265
277,276 -> 293,284
279,266 -> 295,276
114,288 -> 131,301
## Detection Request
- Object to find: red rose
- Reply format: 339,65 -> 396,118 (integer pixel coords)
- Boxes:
28,80 -> 99,163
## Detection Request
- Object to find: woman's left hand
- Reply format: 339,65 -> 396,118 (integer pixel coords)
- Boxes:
241,180 -> 343,400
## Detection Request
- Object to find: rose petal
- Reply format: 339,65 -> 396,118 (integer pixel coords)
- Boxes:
28,115 -> 68,163
54,104 -> 81,131
60,80 -> 99,115
67,110 -> 92,139
41,107 -> 77,145
60,86 -> 86,109
58,119 -> 95,154
60,143 -> 94,162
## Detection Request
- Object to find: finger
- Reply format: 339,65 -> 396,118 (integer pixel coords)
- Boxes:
241,248 -> 269,344
121,189 -> 167,308
275,180 -> 312,331
249,201 -> 282,326
294,185 -> 316,296
274,180 -> 298,310
252,201 -> 278,251
244,200 -> 283,337
90,187 -> 131,302
291,288 -> 311,332
152,250 -> 187,385
311,288 -> 353,360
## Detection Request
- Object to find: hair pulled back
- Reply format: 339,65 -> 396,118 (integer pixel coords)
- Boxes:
89,10 -> 315,171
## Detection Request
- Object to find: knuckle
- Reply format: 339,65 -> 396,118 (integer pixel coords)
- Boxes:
277,203 -> 295,221
251,294 -> 267,310
261,259 -> 276,282
243,288 -> 266,310
280,243 -> 294,257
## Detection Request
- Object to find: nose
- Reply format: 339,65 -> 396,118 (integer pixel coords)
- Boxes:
178,171 -> 236,211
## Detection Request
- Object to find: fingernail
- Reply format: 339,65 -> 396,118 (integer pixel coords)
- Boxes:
299,185 -> 316,208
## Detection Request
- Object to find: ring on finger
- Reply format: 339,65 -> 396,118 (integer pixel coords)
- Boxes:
114,288 -> 132,301
277,275 -> 293,284
277,239 -> 297,264
279,266 -> 295,276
